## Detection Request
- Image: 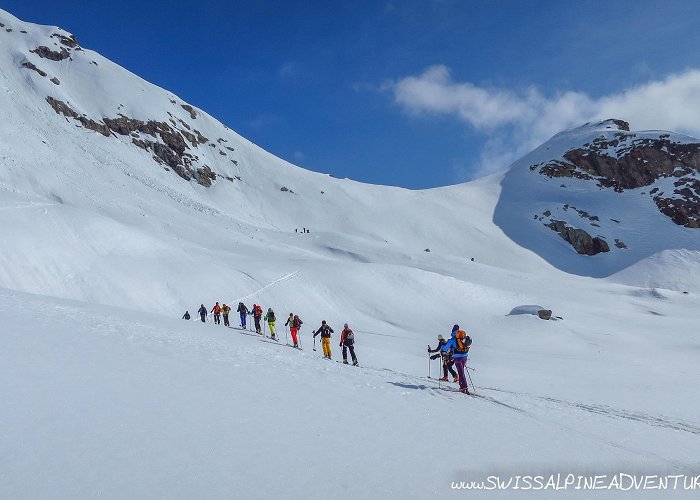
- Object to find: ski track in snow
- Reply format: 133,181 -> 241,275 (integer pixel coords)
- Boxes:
482,386 -> 700,436
230,270 -> 300,304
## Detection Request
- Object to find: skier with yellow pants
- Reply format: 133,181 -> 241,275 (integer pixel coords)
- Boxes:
264,308 -> 277,340
313,320 -> 334,359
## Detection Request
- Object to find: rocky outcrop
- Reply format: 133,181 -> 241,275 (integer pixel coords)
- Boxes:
654,177 -> 700,228
45,97 -> 218,186
31,45 -> 71,61
181,104 -> 197,119
536,120 -> 700,228
546,220 -> 610,256
47,96 -> 110,136
21,61 -> 47,77
51,33 -> 79,48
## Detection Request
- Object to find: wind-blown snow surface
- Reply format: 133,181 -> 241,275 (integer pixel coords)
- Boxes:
1,9 -> 700,499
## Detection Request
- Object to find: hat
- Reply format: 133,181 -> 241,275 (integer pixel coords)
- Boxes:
437,334 -> 445,340
344,323 -> 349,328
452,324 -> 459,332
322,320 -> 326,324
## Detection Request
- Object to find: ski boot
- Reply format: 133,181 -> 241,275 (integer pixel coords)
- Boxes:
353,361 -> 359,366
460,387 -> 470,395
453,377 -> 459,383
343,360 -> 349,364
439,376 -> 448,382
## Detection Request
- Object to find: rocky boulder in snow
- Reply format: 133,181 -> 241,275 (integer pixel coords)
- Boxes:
545,220 -> 610,256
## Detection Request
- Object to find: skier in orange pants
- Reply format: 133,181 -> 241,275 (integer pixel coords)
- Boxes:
286,314 -> 303,348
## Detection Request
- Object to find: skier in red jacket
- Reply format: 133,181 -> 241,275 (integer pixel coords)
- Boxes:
340,323 -> 358,366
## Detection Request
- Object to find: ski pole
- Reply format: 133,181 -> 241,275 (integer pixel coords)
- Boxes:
285,325 -> 289,345
313,336 -> 317,352
466,362 -> 476,395
427,348 -> 431,379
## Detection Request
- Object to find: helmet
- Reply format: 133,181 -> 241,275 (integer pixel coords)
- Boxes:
344,323 -> 349,329
322,320 -> 326,324
438,334 -> 445,340
452,324 -> 459,332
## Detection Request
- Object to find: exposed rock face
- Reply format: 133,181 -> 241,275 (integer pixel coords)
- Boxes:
51,33 -> 79,48
181,104 -> 197,119
536,120 -> 700,228
45,97 -> 217,186
46,96 -> 110,136
546,220 -> 610,256
31,45 -> 71,61
21,61 -> 47,77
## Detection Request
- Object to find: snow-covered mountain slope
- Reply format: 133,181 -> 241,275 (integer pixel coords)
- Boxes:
1,9 -> 700,499
2,287 -> 699,499
495,119 -> 700,290
0,8 -> 553,321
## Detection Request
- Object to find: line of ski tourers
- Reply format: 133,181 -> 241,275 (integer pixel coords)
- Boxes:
183,304 -> 473,393
182,302 -> 360,366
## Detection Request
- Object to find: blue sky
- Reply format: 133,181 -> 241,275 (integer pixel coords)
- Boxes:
5,0 -> 700,188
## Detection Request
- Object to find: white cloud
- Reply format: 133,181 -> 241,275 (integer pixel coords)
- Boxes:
387,65 -> 700,178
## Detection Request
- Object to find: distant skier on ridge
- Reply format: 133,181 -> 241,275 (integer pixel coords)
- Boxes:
198,304 -> 207,323
182,310 -> 191,320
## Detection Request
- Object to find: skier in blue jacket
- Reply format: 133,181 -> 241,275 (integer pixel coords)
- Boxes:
442,324 -> 471,394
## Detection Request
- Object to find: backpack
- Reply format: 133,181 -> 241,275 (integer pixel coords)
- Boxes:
268,311 -> 276,322
254,305 -> 262,316
344,329 -> 354,344
454,330 -> 471,354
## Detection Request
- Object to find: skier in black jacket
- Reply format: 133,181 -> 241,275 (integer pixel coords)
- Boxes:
428,334 -> 458,382
313,320 -> 334,358
197,304 -> 207,323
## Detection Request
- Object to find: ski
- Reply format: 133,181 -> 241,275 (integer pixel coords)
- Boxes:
259,339 -> 284,346
230,327 -> 258,337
